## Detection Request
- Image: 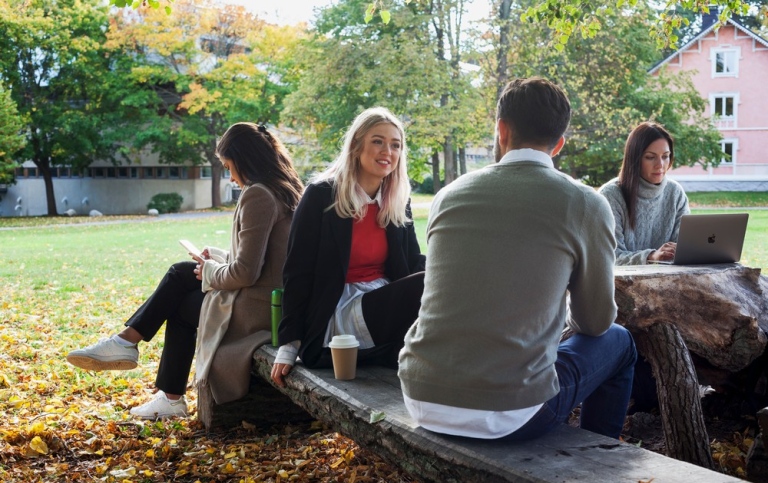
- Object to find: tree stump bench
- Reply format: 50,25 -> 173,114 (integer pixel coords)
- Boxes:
614,263 -> 768,469
239,345 -> 746,483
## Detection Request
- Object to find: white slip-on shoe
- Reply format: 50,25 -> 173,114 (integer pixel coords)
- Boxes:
130,392 -> 188,420
66,337 -> 139,371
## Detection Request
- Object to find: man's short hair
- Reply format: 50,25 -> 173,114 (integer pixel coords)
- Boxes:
496,77 -> 571,150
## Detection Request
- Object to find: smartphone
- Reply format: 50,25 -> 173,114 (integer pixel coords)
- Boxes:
179,239 -> 202,259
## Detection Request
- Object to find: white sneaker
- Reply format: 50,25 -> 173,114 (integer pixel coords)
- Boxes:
66,337 -> 139,371
130,392 -> 188,420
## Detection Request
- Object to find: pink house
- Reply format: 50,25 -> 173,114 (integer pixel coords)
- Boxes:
650,13 -> 768,191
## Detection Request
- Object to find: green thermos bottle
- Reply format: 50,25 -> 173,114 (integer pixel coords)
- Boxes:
271,289 -> 283,347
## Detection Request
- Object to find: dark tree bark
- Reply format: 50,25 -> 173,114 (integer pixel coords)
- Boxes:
633,324 -> 714,468
38,159 -> 58,216
613,264 -> 768,469
431,151 -> 442,193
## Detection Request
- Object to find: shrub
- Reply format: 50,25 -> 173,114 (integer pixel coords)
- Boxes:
147,193 -> 183,214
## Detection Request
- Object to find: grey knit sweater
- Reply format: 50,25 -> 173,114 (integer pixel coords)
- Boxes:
598,177 -> 690,265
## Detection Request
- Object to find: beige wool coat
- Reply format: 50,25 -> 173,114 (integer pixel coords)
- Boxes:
195,183 -> 292,404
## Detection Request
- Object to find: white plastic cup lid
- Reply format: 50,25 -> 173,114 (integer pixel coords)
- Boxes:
328,334 -> 360,349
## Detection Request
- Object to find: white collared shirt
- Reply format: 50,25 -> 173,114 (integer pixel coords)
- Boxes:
498,148 -> 555,168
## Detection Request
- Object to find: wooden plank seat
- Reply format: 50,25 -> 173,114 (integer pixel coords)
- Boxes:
239,345 -> 746,483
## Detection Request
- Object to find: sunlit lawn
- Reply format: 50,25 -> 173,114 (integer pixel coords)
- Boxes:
411,196 -> 768,269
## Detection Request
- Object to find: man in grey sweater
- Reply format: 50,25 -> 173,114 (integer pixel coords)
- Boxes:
398,77 -> 637,440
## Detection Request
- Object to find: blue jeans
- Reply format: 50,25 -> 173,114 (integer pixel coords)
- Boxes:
506,323 -> 637,441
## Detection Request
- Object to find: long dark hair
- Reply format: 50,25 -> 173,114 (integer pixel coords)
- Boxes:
216,123 -> 304,211
617,121 -> 675,230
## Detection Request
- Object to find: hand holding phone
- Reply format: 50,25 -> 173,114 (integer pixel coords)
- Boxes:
179,239 -> 203,259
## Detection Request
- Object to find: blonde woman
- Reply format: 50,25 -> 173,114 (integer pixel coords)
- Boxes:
271,107 -> 425,386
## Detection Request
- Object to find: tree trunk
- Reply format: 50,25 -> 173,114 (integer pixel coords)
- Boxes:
633,324 -> 714,469
443,133 -> 456,185
458,146 -> 467,175
496,0 -> 513,100
208,126 -> 222,208
210,161 -> 222,208
38,159 -> 58,216
431,151 -> 442,193
613,264 -> 768,469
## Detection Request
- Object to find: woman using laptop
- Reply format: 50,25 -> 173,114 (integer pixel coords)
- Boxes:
598,121 -> 690,265
67,123 -> 304,419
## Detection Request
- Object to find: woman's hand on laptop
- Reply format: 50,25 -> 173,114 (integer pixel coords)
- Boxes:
648,242 -> 677,262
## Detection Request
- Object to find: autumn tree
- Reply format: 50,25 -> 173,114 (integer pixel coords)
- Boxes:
110,0 -> 755,50
283,0 -> 485,190
0,0 -> 137,215
478,0 -> 722,186
108,0 -> 303,206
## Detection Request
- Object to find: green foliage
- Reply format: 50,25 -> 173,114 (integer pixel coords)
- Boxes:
0,85 -> 24,190
111,0 -> 754,50
147,192 -> 183,213
490,1 -> 722,186
284,0 -> 485,181
0,0 -> 141,215
514,0 -> 749,49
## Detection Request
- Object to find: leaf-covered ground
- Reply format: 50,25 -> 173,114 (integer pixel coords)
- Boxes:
0,217 -> 419,482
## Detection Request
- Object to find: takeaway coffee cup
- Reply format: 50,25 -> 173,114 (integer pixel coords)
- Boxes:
328,335 -> 360,380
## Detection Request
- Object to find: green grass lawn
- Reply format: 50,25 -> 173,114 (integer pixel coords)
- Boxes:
410,195 -> 768,268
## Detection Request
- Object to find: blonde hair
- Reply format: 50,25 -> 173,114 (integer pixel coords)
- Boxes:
313,107 -> 411,227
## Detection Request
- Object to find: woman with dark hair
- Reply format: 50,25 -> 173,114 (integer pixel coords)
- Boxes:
598,121 -> 690,265
270,106 -> 425,387
67,122 -> 304,419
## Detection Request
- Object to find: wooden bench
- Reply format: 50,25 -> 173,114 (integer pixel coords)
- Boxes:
234,345 -> 745,483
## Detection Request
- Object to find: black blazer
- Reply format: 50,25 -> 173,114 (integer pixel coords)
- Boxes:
278,180 -> 425,367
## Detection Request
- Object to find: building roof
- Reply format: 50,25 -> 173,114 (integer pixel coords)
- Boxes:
648,14 -> 768,74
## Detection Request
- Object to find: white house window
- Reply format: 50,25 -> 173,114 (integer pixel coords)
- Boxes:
710,93 -> 738,128
200,166 -> 212,179
714,96 -> 734,117
719,139 -> 737,165
712,48 -> 739,77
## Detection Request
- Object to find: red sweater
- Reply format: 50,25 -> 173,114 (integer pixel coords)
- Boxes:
346,204 -> 388,283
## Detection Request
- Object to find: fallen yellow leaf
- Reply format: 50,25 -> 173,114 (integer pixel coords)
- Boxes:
29,436 -> 48,455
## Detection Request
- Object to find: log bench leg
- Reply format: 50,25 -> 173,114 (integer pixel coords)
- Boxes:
633,323 -> 715,469
197,375 -> 314,430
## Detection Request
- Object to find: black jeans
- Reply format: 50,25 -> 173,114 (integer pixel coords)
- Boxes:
307,271 -> 425,369
125,261 -> 205,395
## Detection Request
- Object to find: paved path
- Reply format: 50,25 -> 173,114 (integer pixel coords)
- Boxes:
3,204 -> 767,232
0,210 -> 233,231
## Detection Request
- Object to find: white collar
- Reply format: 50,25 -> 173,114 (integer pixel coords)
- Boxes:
497,148 -> 554,168
363,186 -> 383,206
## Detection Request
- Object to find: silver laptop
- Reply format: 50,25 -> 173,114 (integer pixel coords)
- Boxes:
653,213 -> 749,265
